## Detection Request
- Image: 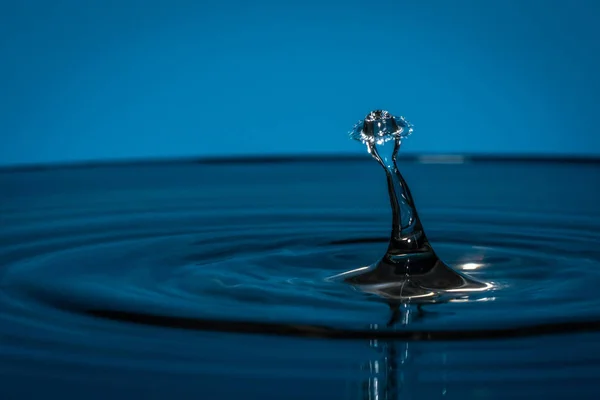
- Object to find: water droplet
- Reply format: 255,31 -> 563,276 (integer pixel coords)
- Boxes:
334,110 -> 491,302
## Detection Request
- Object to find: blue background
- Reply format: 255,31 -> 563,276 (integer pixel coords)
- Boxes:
1,0 -> 599,166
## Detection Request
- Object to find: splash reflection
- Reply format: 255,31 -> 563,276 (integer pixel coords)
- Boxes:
360,307 -> 448,399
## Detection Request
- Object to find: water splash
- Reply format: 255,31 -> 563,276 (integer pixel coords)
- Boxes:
334,110 -> 491,302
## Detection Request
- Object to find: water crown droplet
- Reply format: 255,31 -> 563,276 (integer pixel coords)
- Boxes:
334,110 -> 491,302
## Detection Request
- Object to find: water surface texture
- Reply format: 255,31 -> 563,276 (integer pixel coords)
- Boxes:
1,157 -> 600,398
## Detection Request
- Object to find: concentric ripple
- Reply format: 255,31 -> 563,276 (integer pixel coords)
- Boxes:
2,160 -> 600,338
2,159 -> 600,397
4,209 -> 600,336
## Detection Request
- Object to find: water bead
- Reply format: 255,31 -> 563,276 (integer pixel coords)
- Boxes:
335,110 -> 491,302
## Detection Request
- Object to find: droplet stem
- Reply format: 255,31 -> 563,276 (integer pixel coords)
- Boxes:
367,138 -> 430,255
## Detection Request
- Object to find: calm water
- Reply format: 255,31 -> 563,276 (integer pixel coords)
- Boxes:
1,157 -> 600,399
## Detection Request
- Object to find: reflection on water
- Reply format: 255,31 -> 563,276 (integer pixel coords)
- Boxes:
360,305 -> 445,400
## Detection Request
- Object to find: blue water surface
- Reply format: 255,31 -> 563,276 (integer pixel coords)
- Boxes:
1,157 -> 600,399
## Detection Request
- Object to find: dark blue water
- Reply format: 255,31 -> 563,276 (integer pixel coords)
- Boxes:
1,157 -> 600,399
